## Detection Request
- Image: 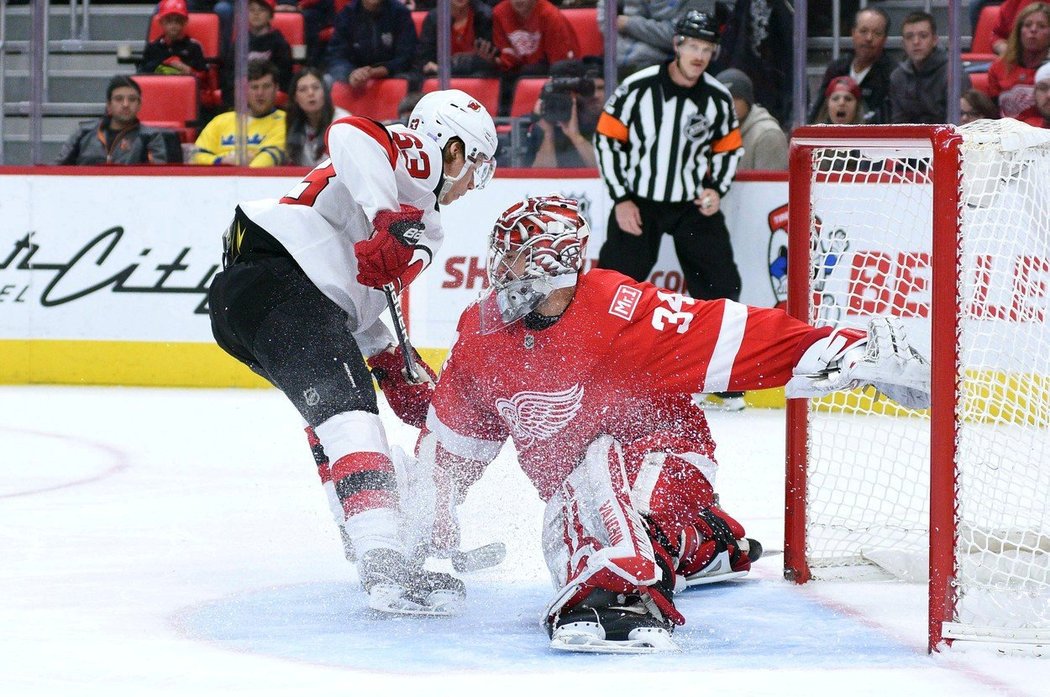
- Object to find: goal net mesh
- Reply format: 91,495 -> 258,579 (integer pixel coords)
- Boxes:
800,120 -> 1050,635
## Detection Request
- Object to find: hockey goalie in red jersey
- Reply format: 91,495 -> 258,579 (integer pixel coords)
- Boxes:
411,195 -> 930,653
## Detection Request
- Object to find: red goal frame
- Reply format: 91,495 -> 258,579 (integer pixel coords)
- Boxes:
784,125 -> 962,653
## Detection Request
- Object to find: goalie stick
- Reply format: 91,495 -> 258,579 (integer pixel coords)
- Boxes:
450,542 -> 506,573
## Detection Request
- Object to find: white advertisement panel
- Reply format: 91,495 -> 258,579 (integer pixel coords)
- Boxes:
0,171 -> 789,352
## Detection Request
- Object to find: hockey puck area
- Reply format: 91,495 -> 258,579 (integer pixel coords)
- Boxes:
0,426 -> 130,498
174,577 -> 919,671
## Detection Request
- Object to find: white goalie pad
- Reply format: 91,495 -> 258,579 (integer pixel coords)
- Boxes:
785,317 -> 931,410
541,436 -> 662,620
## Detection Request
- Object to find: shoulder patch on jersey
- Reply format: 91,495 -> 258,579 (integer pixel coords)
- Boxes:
328,116 -> 397,169
609,284 -> 643,321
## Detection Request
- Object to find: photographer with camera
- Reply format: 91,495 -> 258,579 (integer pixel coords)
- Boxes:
528,59 -> 604,169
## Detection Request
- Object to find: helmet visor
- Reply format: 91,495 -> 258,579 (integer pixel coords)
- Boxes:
477,277 -> 556,334
472,156 -> 496,190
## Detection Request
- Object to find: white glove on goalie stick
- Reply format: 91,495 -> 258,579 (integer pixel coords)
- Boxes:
785,317 -> 931,410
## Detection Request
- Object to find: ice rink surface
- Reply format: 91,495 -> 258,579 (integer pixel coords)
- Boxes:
3,385 -> 1049,696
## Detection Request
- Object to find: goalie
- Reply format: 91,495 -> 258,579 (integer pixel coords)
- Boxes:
414,195 -> 930,653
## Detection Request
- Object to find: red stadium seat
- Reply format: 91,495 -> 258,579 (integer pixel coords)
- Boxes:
131,74 -> 199,142
272,11 -> 306,59
509,77 -> 548,117
969,71 -> 990,96
331,78 -> 410,122
148,12 -> 220,59
421,78 -> 500,117
412,10 -> 427,37
562,8 -> 603,58
963,4 -> 1000,63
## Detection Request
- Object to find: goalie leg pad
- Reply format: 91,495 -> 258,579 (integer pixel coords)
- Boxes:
628,450 -> 759,588
541,436 -> 684,628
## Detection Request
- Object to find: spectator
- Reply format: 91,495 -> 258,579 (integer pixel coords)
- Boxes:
191,60 -> 287,166
807,7 -> 895,124
325,0 -> 418,87
242,0 -> 294,91
710,0 -> 794,127
715,68 -> 787,170
55,75 -> 173,165
416,0 -> 498,79
140,0 -> 208,80
813,75 -> 866,124
285,67 -> 350,167
527,58 -> 602,168
992,0 -> 1045,55
491,0 -> 578,75
1035,62 -> 1050,126
959,88 -> 1000,125
987,2 -> 1050,120
594,0 -> 708,79
888,11 -> 970,124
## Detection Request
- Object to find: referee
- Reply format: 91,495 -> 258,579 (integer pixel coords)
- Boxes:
594,10 -> 746,410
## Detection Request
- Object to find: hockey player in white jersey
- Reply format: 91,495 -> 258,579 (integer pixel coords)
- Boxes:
207,89 -> 497,616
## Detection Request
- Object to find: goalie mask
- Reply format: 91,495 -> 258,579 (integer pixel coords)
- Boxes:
479,195 -> 590,334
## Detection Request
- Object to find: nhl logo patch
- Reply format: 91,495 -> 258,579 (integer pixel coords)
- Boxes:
303,387 -> 321,407
609,285 -> 642,320
684,113 -> 712,142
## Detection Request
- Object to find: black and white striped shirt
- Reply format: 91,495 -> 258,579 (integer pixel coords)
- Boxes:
594,63 -> 742,204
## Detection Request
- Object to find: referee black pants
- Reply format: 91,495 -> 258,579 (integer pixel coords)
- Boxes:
597,198 -> 742,302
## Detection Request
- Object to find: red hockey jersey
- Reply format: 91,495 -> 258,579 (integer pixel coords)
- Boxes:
428,269 -> 824,500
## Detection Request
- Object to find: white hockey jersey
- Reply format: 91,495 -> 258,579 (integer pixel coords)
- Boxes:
239,116 -> 445,354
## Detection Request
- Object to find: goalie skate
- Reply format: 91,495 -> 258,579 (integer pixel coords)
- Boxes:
548,590 -> 678,654
683,537 -> 763,588
359,548 -> 465,616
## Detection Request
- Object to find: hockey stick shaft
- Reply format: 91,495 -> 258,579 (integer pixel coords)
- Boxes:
383,284 -> 421,383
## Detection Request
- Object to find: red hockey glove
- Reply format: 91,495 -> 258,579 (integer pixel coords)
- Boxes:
355,204 -> 428,293
367,345 -> 437,428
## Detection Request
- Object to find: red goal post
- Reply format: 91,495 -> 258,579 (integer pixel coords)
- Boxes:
785,122 -> 1050,654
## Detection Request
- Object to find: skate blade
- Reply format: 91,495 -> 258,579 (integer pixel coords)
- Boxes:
682,569 -> 749,588
367,585 -> 464,617
550,628 -> 678,654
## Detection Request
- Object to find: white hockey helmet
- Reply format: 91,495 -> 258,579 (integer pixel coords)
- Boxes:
479,195 -> 590,332
408,89 -> 498,193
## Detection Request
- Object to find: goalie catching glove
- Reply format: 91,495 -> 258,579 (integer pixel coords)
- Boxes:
785,317 -> 931,409
368,345 -> 436,428
355,204 -> 431,293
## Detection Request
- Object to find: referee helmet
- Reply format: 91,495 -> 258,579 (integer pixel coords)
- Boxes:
674,11 -> 720,43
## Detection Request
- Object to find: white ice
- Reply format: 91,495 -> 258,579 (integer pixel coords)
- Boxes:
2,385 -> 1049,696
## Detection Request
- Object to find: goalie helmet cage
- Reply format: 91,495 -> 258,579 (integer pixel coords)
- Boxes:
784,121 -> 1050,654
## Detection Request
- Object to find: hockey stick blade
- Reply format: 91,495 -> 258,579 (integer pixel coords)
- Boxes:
451,542 -> 506,573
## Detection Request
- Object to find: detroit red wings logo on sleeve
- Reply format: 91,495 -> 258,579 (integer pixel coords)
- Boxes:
495,384 -> 585,448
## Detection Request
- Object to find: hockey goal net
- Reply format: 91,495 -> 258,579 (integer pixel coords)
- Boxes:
785,121 -> 1050,653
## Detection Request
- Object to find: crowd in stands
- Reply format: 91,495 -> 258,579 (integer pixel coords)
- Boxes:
54,1 -> 1050,168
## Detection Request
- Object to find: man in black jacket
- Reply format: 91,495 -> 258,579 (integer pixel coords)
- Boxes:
808,7 -> 896,124
55,75 -> 173,165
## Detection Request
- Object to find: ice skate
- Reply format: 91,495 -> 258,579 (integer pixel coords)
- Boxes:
358,548 -> 465,616
683,537 -> 763,587
548,589 -> 678,654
